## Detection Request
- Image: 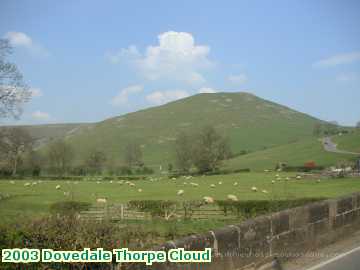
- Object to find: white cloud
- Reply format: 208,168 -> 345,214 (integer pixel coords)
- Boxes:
198,87 -> 217,93
31,110 -> 51,120
313,52 -> 360,68
3,31 -> 49,57
29,87 -> 43,98
146,90 -> 189,105
111,85 -> 143,106
336,72 -> 358,82
228,74 -> 248,84
107,31 -> 213,85
105,45 -> 140,64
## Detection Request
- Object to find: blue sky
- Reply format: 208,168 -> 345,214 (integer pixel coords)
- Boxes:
1,0 -> 359,126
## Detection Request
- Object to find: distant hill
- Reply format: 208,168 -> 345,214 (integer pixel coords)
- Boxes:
0,123 -> 92,149
52,92 -> 328,167
5,92 -> 357,171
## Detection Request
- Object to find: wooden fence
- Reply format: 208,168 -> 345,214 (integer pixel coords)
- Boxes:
79,203 -> 238,221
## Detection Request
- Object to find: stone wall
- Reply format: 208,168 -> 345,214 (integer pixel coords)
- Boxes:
124,192 -> 360,270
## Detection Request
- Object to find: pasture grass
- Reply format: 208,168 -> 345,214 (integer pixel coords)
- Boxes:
1,172 -> 360,224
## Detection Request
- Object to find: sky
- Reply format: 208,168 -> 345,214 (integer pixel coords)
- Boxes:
0,0 -> 359,126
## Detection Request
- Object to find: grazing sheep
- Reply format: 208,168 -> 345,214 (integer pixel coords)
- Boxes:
63,191 -> 70,196
129,183 -> 136,187
177,190 -> 184,196
275,174 -> 280,177
271,180 -> 275,184
96,181 -> 101,184
210,184 -> 216,188
183,182 -> 187,185
227,194 -> 238,201
110,180 -> 113,184
233,182 -> 238,186
190,182 -> 199,187
138,188 -> 142,192
96,198 -> 107,203
55,185 -> 61,190
203,196 -> 215,204
32,182 -> 37,186
262,190 -> 269,194
251,186 -> 258,192
74,181 -> 79,184
24,182 -> 31,187
317,179 -> 321,183
296,175 -> 301,179
10,181 -> 15,184
218,181 -> 222,185
171,177 -> 176,181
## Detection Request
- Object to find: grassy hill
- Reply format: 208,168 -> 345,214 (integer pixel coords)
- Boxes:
0,123 -> 92,149
332,131 -> 360,154
58,92 -> 327,167
224,137 -> 358,171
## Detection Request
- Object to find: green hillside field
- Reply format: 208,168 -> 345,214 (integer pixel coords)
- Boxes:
224,137 -> 358,171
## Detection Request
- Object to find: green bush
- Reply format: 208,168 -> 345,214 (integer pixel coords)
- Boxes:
216,198 -> 326,218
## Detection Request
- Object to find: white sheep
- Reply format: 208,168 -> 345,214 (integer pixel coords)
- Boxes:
96,198 -> 107,203
24,182 -> 31,187
10,180 -> 15,184
296,175 -> 302,179
210,184 -> 216,188
63,191 -> 70,196
55,185 -> 61,190
203,196 -> 215,204
218,181 -> 222,185
138,188 -> 143,192
251,186 -> 258,192
262,190 -> 269,194
227,194 -> 238,201
177,190 -> 184,196
271,180 -> 275,184
129,183 -> 136,187
190,182 -> 199,187
233,182 -> 238,186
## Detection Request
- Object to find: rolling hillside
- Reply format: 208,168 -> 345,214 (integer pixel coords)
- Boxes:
58,92 -> 327,167
225,137 -> 358,171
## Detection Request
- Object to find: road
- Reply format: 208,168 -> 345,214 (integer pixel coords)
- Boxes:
321,137 -> 360,155
304,246 -> 360,270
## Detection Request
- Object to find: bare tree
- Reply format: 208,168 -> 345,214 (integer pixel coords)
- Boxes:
0,127 -> 33,175
85,149 -> 107,174
174,131 -> 193,173
123,141 -> 143,167
47,139 -> 74,175
0,39 -> 31,119
192,126 -> 232,173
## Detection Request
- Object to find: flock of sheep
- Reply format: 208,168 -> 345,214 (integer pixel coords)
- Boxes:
15,173 -> 308,205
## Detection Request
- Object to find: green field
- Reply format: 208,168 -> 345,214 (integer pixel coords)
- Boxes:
2,172 -> 360,223
332,131 -> 360,153
225,138 -> 357,171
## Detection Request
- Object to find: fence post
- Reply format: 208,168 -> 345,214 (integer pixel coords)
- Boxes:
120,204 -> 124,220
